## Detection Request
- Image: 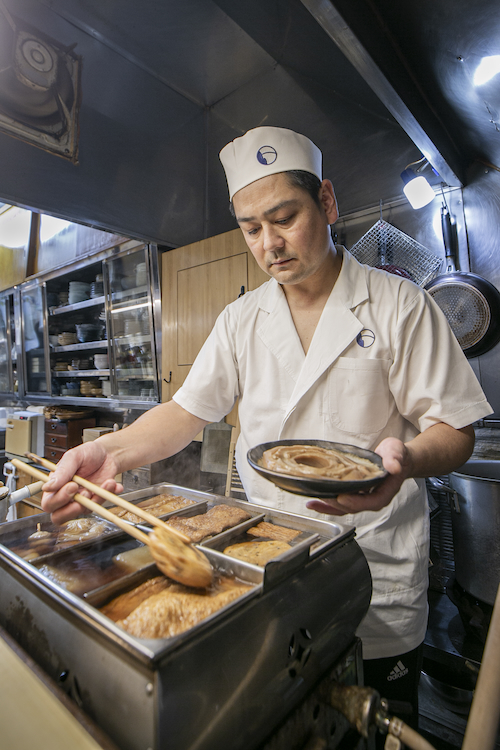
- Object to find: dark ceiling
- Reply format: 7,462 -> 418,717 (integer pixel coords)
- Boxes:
0,0 -> 498,247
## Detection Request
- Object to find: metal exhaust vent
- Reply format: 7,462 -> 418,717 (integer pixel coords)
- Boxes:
0,3 -> 81,163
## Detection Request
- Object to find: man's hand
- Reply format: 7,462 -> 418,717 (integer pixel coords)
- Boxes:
305,437 -> 411,516
41,441 -> 122,525
40,401 -> 210,526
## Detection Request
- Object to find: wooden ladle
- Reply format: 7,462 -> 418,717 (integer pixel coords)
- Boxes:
11,458 -> 213,589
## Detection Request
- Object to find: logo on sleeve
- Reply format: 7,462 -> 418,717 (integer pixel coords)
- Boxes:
257,145 -> 277,165
356,329 -> 375,348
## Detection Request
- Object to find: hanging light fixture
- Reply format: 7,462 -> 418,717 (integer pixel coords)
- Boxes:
401,157 -> 436,209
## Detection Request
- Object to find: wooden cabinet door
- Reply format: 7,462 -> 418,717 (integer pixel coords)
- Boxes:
161,228 -> 268,405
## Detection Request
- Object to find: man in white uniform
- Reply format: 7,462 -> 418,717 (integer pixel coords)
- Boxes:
43,126 -> 491,725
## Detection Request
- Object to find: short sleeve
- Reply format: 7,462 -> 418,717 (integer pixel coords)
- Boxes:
389,288 -> 492,432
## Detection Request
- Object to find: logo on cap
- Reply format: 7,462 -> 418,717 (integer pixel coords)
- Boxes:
257,145 -> 277,165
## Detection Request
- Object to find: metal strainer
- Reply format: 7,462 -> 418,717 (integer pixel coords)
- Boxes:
425,206 -> 500,358
427,280 -> 491,350
349,219 -> 442,287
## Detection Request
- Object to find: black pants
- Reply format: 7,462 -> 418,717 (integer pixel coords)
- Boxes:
363,642 -> 424,730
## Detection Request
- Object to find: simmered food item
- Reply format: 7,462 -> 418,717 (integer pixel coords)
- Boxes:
38,564 -> 83,592
57,518 -> 112,544
102,575 -> 252,639
37,558 -> 122,595
107,494 -> 196,524
223,540 -> 291,565
22,528 -> 54,558
165,505 -> 251,543
246,521 -> 300,542
11,517 -> 113,560
113,545 -> 155,572
149,527 -> 214,588
28,529 -> 52,541
261,445 -> 383,481
101,576 -> 171,621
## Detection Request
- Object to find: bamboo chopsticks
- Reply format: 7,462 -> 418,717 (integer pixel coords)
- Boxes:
23,452 -> 190,544
10,459 -> 150,545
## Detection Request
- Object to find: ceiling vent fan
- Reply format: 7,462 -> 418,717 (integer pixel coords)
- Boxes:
0,2 -> 81,162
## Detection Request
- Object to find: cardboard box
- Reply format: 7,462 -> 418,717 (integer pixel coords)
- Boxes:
82,427 -> 113,442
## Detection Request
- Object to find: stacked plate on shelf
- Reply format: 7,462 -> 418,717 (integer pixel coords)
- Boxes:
90,274 -> 104,298
79,380 -> 96,396
70,358 -> 91,370
68,282 -> 91,305
58,332 -> 77,346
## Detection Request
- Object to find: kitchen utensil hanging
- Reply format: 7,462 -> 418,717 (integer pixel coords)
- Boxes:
425,205 -> 500,358
349,218 -> 442,287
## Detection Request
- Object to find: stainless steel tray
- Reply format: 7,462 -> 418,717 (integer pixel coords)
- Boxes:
0,483 -> 370,750
0,484 -> 354,661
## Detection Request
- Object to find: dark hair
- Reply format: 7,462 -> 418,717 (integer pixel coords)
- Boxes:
229,170 -> 322,217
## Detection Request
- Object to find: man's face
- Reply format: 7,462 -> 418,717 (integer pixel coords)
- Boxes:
232,173 -> 338,286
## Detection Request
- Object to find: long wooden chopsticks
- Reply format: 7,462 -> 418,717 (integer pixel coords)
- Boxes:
26,452 -> 190,543
10,459 -> 150,545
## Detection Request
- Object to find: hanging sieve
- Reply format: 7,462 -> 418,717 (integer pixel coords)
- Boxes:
349,219 -> 442,287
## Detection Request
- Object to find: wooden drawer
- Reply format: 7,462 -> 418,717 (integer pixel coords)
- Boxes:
45,433 -> 68,449
45,418 -> 96,449
44,445 -> 66,462
45,420 -> 70,436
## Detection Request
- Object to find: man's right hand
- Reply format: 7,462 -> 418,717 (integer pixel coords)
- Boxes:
41,440 -> 122,525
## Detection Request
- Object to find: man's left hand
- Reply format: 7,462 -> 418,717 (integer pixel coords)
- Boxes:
305,437 -> 412,516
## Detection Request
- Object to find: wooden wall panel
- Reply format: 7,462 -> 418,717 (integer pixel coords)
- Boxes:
177,253 -> 247,365
161,228 -> 268,407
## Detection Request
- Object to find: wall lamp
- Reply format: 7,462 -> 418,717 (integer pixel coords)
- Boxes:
400,157 -> 436,209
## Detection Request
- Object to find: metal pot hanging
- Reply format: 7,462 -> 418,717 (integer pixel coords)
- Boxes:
425,207 -> 500,358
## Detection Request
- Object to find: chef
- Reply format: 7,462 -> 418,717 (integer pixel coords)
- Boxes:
42,126 -> 492,725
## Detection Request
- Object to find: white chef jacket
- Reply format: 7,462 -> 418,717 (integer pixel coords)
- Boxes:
174,249 -> 492,659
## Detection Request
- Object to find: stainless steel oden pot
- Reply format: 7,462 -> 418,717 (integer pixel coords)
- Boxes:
433,460 -> 500,606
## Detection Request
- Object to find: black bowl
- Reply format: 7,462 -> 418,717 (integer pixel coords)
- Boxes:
247,439 -> 388,498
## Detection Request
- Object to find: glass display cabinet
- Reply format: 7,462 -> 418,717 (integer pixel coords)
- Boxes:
7,241 -> 161,408
0,288 -> 19,398
19,280 -> 50,397
104,245 -> 159,402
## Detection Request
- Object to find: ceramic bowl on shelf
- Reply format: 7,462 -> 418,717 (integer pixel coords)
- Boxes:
121,276 -> 136,290
68,282 -> 91,304
101,380 -> 112,397
75,324 -> 104,343
93,354 -> 109,369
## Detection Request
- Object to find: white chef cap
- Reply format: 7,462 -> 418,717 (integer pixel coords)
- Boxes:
219,126 -> 322,200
